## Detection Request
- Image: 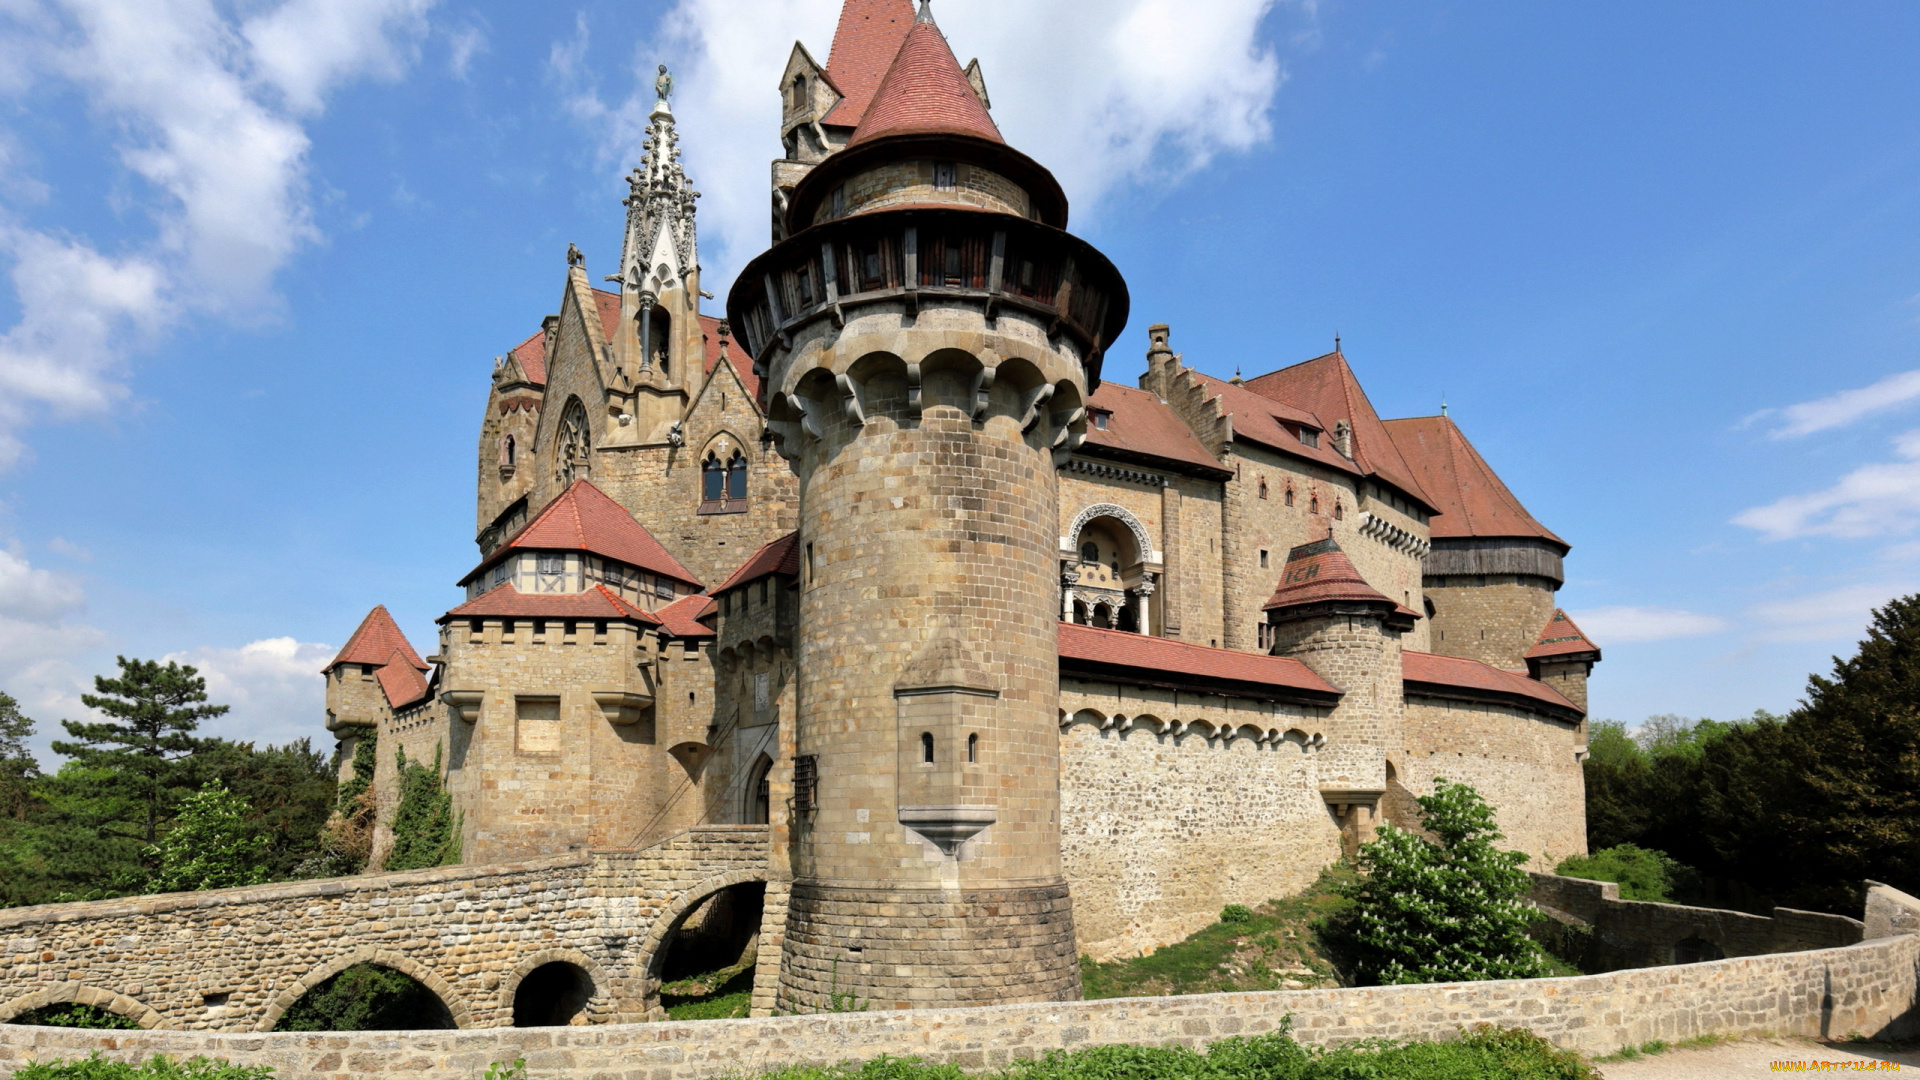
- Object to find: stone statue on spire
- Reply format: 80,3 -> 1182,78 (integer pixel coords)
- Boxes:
655,64 -> 673,103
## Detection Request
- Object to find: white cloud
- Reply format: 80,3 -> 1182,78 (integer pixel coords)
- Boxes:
1568,605 -> 1729,644
561,0 -> 1296,290
166,637 -> 338,749
0,548 -> 106,740
1747,582 -> 1915,644
1754,369 -> 1920,439
444,15 -> 487,80
0,0 -> 438,468
1734,430 -> 1920,540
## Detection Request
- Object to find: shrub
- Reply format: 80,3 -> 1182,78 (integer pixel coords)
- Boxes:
1220,904 -> 1253,923
1336,780 -> 1550,985
1555,845 -> 1678,902
8,1003 -> 141,1029
11,1056 -> 273,1079
384,744 -> 460,872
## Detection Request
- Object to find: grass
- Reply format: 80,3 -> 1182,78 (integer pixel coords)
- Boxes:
661,962 -> 757,1021
1080,866 -> 1354,999
732,1024 -> 1598,1079
1594,1033 -> 1734,1062
10,1056 -> 274,1079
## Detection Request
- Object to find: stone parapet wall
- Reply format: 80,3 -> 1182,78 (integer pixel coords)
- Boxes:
1530,872 -> 1866,970
4,934 -> 1915,1078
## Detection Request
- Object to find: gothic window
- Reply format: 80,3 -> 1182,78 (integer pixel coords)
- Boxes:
788,74 -> 806,114
700,444 -> 749,515
1258,476 -> 1268,499
727,450 -> 748,499
500,434 -> 516,467
1310,492 -> 1320,515
1334,500 -> 1345,521
1285,485 -> 1295,507
557,399 -> 591,484
645,306 -> 672,379
703,455 -> 725,501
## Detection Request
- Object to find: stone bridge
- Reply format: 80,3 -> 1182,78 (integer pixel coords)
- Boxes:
0,826 -> 779,1032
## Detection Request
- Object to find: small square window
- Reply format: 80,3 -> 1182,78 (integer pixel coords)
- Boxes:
655,579 -> 675,600
1260,549 -> 1269,569
1092,410 -> 1109,430
932,162 -> 957,190
538,553 -> 565,576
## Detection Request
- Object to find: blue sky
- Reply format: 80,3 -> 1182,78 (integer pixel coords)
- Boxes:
2,0 -> 1919,760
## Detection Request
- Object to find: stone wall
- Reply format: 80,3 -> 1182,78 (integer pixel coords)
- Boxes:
1424,574 -> 1557,671
1402,696 -> 1587,868
5,933 -> 1915,1078
1530,872 -> 1866,971
0,828 -> 772,1033
1057,682 -> 1338,960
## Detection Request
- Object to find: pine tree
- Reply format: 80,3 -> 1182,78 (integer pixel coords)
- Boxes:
50,657 -> 225,848
1338,779 -> 1548,985
148,781 -> 270,893
0,691 -> 38,823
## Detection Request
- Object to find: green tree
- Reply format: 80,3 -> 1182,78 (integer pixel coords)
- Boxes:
1555,844 -> 1677,902
384,743 -> 459,872
1338,780 -> 1548,985
1580,721 -> 1650,851
0,691 -> 39,823
51,657 -> 224,848
147,781 -> 269,893
272,963 -> 453,1031
193,738 -> 335,880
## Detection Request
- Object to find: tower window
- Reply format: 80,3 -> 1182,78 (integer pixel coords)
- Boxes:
1334,501 -> 1345,521
921,732 -> 935,764
501,434 -> 516,467
1258,476 -> 1268,499
967,733 -> 978,763
1080,541 -> 1098,563
1285,485 -> 1295,507
1260,549 -> 1269,568
932,162 -> 957,190
788,74 -> 806,113
538,553 -> 565,576
1310,494 -> 1320,515
830,186 -> 846,218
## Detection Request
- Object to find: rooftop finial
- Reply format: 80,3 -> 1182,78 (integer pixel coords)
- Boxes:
1334,333 -> 1341,353
1441,393 -> 1449,418
916,0 -> 935,23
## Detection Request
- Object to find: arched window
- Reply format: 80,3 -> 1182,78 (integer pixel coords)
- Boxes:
967,733 -> 978,763
1285,485 -> 1295,507
1080,541 -> 1098,563
558,399 -> 591,484
1258,476 -> 1268,500
1309,492 -> 1320,515
500,433 -> 516,467
921,732 -> 935,764
789,74 -> 807,113
1334,500 -> 1345,521
700,447 -> 750,515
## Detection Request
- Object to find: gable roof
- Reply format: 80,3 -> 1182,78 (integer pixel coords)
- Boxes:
460,479 -> 702,589
1080,382 -> 1230,477
699,314 -> 759,403
1381,415 -> 1566,549
655,593 -> 718,639
1186,370 -> 1364,478
444,583 -> 661,625
325,606 -> 427,674
713,532 -> 802,596
821,0 -> 919,129
1527,608 -> 1601,662
847,10 -> 1002,147
374,653 -> 431,710
504,288 -> 630,389
1264,537 -> 1398,612
1402,650 -> 1582,720
1058,622 -> 1340,703
1242,352 -> 1437,513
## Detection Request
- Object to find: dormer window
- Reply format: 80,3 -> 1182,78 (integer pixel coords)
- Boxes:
538,553 -> 565,578
932,162 -> 957,191
1299,428 -> 1320,449
1091,409 -> 1110,431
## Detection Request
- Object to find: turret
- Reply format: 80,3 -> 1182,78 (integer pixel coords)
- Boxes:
728,2 -> 1127,1012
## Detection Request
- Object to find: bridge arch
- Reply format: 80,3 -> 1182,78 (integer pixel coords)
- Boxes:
0,982 -> 161,1029
256,945 -> 470,1032
637,868 -> 771,1017
500,947 -> 610,1027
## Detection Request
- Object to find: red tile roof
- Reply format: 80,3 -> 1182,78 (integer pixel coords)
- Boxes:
700,314 -> 759,403
1058,622 -> 1340,699
713,532 -> 802,596
445,583 -> 660,625
656,593 -> 718,639
1187,370 -> 1363,477
821,0 -> 918,129
1264,538 -> 1396,611
1242,352 -> 1437,512
1381,415 -> 1566,548
504,288 -> 628,389
1526,608 -> 1601,661
375,653 -> 431,710
1081,382 -> 1228,476
461,479 -> 702,589
1403,650 -> 1582,718
325,606 -> 427,674
847,11 -> 1002,147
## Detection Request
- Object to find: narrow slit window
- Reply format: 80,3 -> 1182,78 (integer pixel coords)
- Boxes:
967,733 -> 978,763
921,732 -> 935,764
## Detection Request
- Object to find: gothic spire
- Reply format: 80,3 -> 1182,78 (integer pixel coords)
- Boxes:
620,66 -> 699,298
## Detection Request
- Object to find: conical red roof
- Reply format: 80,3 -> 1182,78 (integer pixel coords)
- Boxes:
848,9 -> 1001,147
821,0 -> 918,129
1264,538 -> 1397,611
1381,415 -> 1566,549
325,606 -> 426,674
462,479 -> 701,589
1526,609 -> 1601,661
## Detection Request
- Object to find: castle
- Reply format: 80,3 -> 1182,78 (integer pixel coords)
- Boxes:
321,0 -> 1600,1013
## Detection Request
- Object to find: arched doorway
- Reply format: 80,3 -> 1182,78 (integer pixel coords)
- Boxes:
1063,508 -> 1157,634
745,754 -> 773,825
651,880 -> 767,1020
512,962 -> 594,1027
273,963 -> 455,1031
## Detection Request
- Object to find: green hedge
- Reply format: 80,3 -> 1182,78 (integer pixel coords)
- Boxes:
11,1056 -> 273,1080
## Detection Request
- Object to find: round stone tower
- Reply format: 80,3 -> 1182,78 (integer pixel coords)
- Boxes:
727,5 -> 1128,1012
